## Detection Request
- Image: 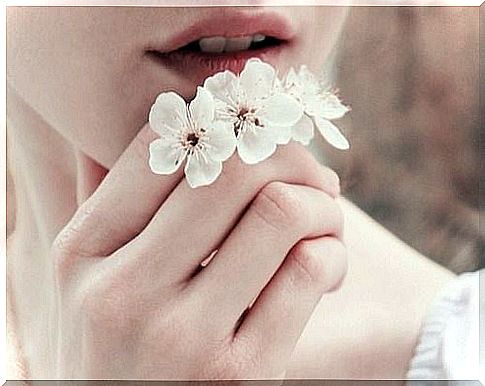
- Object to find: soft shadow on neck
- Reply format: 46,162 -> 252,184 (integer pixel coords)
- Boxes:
7,85 -> 79,249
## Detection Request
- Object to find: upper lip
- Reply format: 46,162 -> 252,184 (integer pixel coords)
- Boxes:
150,9 -> 296,53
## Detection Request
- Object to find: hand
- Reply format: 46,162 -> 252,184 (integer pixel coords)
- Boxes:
52,123 -> 347,379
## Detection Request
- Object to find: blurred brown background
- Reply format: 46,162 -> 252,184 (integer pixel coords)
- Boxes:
318,6 -> 482,273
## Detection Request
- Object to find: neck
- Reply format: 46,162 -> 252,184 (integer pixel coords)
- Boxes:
7,86 -> 105,377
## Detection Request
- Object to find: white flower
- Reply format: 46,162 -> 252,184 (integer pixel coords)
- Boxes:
284,65 -> 350,149
203,58 -> 303,165
148,86 -> 236,188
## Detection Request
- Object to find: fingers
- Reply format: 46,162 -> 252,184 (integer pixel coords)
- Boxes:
123,141 -> 340,280
188,182 -> 343,326
234,236 -> 347,368
54,123 -> 183,258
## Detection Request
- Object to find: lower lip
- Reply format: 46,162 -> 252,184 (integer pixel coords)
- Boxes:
146,43 -> 288,85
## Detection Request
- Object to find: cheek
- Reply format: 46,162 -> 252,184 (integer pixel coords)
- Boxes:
7,8 -> 167,168
294,7 -> 349,70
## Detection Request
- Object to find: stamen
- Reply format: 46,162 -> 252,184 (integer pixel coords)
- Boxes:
186,133 -> 199,146
234,122 -> 241,137
238,107 -> 249,120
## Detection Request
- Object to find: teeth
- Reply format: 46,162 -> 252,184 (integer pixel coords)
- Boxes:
198,34 -> 268,53
224,36 -> 253,52
252,34 -> 266,43
198,36 -> 226,53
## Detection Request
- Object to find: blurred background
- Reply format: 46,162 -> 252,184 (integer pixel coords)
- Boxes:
316,6 -> 482,273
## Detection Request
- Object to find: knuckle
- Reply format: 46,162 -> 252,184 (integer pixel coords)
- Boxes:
51,232 -> 73,273
291,240 -> 326,284
53,204 -> 96,255
51,226 -> 80,260
290,238 -> 347,290
51,226 -> 86,285
53,202 -> 99,258
253,182 -> 305,230
51,199 -> 108,285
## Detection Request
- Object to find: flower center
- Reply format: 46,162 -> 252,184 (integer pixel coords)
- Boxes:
234,106 -> 262,137
186,133 -> 199,147
237,107 -> 250,120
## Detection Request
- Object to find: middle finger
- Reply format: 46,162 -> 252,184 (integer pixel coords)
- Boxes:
122,142 -> 340,282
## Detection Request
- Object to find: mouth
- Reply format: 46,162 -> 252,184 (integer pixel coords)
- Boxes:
145,10 -> 295,82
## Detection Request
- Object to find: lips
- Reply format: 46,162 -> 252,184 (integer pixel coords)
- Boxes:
146,10 -> 295,84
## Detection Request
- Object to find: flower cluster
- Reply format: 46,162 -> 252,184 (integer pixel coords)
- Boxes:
148,58 -> 350,188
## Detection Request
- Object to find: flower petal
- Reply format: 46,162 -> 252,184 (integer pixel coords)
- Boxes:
285,67 -> 299,88
149,92 -> 189,135
301,93 -> 322,116
237,126 -> 277,165
189,86 -> 214,128
298,65 -> 322,95
261,93 -> 303,127
203,70 -> 239,105
320,94 -> 351,120
184,154 -> 222,188
274,125 -> 292,145
204,120 -> 237,161
292,114 -> 314,145
273,76 -> 284,93
149,138 -> 186,174
239,58 -> 276,99
298,65 -> 319,92
314,117 -> 350,150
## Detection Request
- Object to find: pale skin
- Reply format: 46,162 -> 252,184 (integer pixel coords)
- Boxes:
6,6 -> 453,379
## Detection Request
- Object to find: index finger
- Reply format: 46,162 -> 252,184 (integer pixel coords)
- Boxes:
55,123 -> 183,257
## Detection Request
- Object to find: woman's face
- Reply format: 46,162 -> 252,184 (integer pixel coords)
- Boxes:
7,6 -> 348,167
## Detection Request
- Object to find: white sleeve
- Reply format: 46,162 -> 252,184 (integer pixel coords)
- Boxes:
406,270 -> 483,382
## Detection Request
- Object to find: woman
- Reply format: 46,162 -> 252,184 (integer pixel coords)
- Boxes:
6,5 -> 460,380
